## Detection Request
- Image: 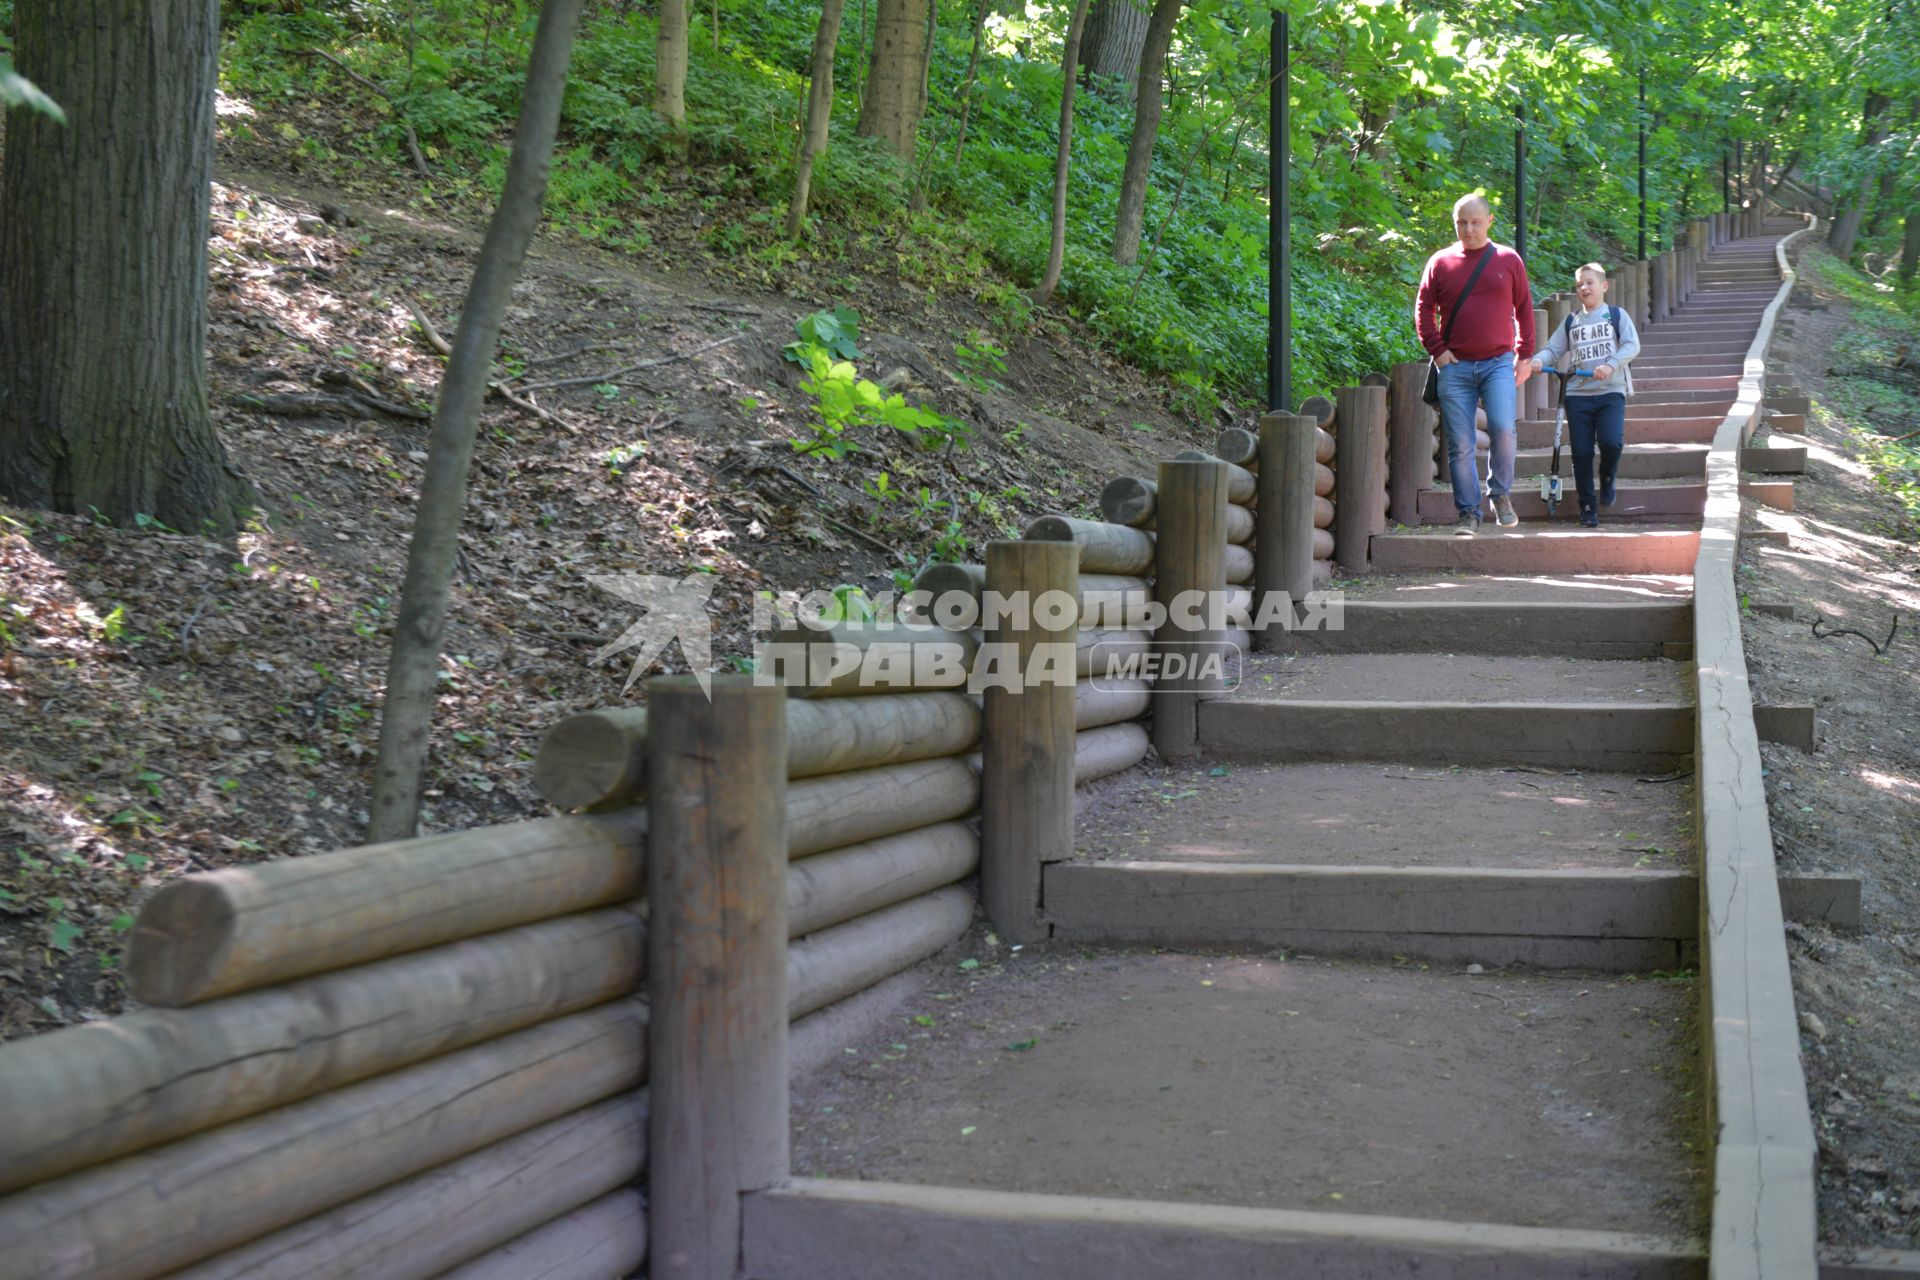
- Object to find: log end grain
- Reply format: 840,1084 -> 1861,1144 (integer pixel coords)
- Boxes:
126,876 -> 241,1007
534,709 -> 647,810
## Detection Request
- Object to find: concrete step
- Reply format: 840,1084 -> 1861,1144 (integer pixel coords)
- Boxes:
1369,524 -> 1701,575
1468,444 -> 1706,480
1518,418 -> 1716,447
1633,375 -> 1741,392
1271,597 -> 1691,658
1636,340 -> 1760,357
1418,483 -> 1704,524
1197,698 -> 1694,772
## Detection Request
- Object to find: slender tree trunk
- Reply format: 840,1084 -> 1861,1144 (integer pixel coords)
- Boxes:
951,0 -> 990,167
854,0 -> 869,109
1829,94 -> 1889,262
1110,0 -> 1182,266
855,0 -> 931,161
654,0 -> 688,144
1220,116 -> 1247,203
1079,0 -> 1150,101
1900,206 -> 1920,287
1031,0 -> 1092,307
787,0 -> 849,238
368,0 -> 586,843
0,0 -> 244,533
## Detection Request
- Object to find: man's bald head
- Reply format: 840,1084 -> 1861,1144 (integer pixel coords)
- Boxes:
1452,194 -> 1493,250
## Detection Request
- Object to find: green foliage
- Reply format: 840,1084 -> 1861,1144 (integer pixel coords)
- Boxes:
0,55 -> 66,123
784,305 -> 864,365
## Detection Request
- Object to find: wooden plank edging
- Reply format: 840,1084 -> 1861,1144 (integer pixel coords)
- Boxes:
1692,214 -> 1820,1279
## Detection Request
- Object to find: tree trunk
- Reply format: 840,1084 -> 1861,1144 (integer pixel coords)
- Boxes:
1080,0 -> 1150,101
1031,0 -> 1092,307
0,0 -> 243,533
653,0 -> 688,143
951,0 -> 991,167
1829,92 -> 1888,262
1110,0 -> 1182,266
367,0 -> 585,844
786,0 -> 849,238
855,0 -> 931,161
1901,206 -> 1920,287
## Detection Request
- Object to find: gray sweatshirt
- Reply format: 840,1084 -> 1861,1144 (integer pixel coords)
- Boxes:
1533,304 -> 1641,397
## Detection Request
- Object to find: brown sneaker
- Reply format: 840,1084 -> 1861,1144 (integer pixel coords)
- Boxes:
1493,495 -> 1519,527
1453,512 -> 1481,537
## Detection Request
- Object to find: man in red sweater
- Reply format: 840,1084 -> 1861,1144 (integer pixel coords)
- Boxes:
1415,194 -> 1537,535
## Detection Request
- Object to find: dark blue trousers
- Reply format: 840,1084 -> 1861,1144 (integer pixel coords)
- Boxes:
1565,393 -> 1626,510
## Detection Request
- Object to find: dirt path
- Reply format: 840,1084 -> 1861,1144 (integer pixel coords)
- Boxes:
1743,244 -> 1920,1251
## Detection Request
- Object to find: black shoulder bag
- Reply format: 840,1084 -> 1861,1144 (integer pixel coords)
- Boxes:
1421,246 -> 1496,407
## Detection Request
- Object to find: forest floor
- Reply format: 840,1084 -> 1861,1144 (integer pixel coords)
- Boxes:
0,130 -> 1223,1038
1741,244 -> 1920,1251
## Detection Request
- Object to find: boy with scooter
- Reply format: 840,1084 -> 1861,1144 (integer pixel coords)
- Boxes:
1526,263 -> 1641,527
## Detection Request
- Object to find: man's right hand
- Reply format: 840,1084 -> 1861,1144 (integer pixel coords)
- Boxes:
1433,350 -> 1458,368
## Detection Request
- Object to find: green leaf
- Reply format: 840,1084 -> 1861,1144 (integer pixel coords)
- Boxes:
0,59 -> 67,124
49,919 -> 83,953
110,913 -> 136,933
1004,1039 -> 1037,1052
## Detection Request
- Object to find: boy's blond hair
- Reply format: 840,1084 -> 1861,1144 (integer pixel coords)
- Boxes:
1576,262 -> 1609,280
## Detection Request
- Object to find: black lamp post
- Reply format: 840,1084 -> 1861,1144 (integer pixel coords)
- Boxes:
1267,10 -> 1291,413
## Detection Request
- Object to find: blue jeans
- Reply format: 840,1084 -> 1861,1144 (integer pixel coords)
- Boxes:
1437,353 -> 1517,516
1565,393 -> 1626,509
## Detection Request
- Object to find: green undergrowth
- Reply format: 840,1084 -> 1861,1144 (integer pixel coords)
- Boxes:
217,2 -> 1648,409
1805,251 -> 1920,524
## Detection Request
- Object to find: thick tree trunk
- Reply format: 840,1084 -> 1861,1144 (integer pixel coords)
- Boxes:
786,0 -> 849,238
1080,0 -> 1150,101
1110,0 -> 1182,266
367,0 -> 585,843
855,0 -> 931,161
0,0 -> 243,533
1031,0 -> 1092,307
1901,206 -> 1920,287
653,0 -> 688,142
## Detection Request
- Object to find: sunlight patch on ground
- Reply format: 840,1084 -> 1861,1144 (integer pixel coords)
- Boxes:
215,91 -> 256,118
1856,768 -> 1920,802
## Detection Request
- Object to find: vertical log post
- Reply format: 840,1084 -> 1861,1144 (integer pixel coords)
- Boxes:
1385,361 -> 1429,527
1332,386 -> 1385,574
648,676 -> 788,1280
981,539 -> 1078,942
1255,412 -> 1316,651
1528,307 -> 1550,418
1649,253 -> 1669,325
1153,459 -> 1228,758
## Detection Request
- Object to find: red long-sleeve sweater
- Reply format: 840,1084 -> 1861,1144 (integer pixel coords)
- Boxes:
1415,242 -> 1536,362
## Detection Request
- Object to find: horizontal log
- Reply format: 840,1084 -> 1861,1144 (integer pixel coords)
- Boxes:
789,823 -> 979,938
1214,427 -> 1258,466
434,1189 -> 647,1280
0,909 -> 642,1193
1076,679 -> 1151,729
1223,543 -> 1253,585
534,693 -> 981,809
1315,462 -> 1334,497
169,1092 -> 647,1280
789,886 -> 974,1019
1099,476 -> 1155,528
1225,502 -> 1254,545
1080,575 -> 1154,629
1076,628 -> 1151,676
0,1002 -> 646,1280
912,560 -> 985,602
1024,515 -> 1156,575
787,758 -> 980,858
126,809 -> 649,1007
771,618 -> 978,696
1298,395 -> 1336,428
1174,450 -> 1256,503
1315,426 -> 1335,464
1076,722 -> 1151,785
1313,528 -> 1334,560
1313,496 -> 1333,530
